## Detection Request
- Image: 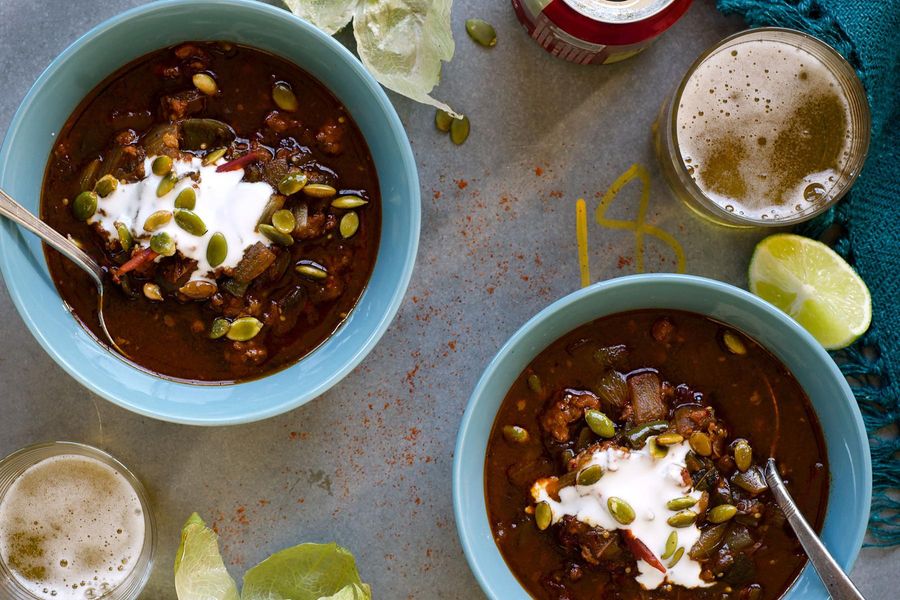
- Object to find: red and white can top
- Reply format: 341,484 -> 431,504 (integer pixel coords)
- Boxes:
512,0 -> 693,65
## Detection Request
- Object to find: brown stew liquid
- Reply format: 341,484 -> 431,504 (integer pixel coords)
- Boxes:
41,42 -> 380,382
486,310 -> 828,599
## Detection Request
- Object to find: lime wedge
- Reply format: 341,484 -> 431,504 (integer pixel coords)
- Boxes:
749,233 -> 871,350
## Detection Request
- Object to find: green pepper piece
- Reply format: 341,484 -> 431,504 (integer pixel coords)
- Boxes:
624,420 -> 669,449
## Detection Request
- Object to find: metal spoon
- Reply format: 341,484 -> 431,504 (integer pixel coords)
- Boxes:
765,458 -> 865,600
0,187 -> 128,357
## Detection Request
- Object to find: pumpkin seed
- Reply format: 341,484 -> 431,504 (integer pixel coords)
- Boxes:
576,464 -> 604,486
667,510 -> 698,528
203,147 -> 228,166
150,232 -> 176,256
666,496 -> 698,511
723,330 -> 748,355
93,174 -> 119,197
272,81 -> 299,112
174,187 -> 197,209
707,504 -> 738,524
226,316 -> 263,341
435,109 -> 453,132
584,409 -> 616,438
142,282 -> 163,301
179,280 -> 217,300
295,263 -> 328,280
340,211 -> 359,238
156,172 -> 178,197
734,439 -> 753,472
258,195 -> 286,226
607,497 -> 635,525
502,425 -> 529,444
272,209 -> 296,234
206,232 -> 228,268
668,547 -> 685,568
450,115 -> 470,145
72,191 -> 98,221
465,18 -> 497,47
535,501 -> 552,531
209,318 -> 231,339
689,432 -> 712,457
151,155 -> 173,176
661,531 -> 678,560
656,432 -> 684,446
114,222 -> 133,252
259,223 -> 293,246
143,210 -> 173,232
174,209 -> 207,236
278,172 -> 308,195
527,373 -> 542,393
192,73 -> 218,96
331,195 -> 368,209
648,436 -> 669,459
302,183 -> 337,198
79,158 -> 102,191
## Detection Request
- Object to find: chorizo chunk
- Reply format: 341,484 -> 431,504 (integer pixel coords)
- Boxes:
316,119 -> 345,155
540,390 -> 600,443
557,516 -> 625,567
161,89 -> 205,121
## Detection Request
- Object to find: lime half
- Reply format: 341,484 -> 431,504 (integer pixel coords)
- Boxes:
749,233 -> 871,350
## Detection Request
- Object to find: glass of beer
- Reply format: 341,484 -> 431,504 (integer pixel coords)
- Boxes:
0,442 -> 155,600
655,28 -> 870,227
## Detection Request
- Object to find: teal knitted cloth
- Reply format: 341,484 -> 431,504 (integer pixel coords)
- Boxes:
716,0 -> 900,545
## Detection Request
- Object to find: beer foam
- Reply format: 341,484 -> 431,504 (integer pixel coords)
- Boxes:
0,455 -> 146,599
676,39 -> 853,220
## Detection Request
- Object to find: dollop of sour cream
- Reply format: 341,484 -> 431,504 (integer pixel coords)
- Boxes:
90,155 -> 274,282
532,440 -> 712,590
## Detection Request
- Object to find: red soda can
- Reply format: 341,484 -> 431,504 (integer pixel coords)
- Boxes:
511,0 -> 693,65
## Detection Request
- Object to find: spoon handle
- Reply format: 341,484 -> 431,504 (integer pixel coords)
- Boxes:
765,459 -> 866,600
0,187 -> 104,285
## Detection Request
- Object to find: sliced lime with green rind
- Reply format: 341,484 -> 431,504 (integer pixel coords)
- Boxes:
749,233 -> 871,350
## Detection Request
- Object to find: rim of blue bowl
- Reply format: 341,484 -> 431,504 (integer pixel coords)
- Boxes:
0,0 -> 420,425
453,273 -> 871,599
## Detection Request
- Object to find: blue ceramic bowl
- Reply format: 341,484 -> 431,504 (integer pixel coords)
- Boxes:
453,274 -> 871,599
0,0 -> 419,425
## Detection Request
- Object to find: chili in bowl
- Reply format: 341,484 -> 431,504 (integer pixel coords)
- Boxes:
43,40 -> 380,383
0,0 -> 419,423
453,274 -> 870,599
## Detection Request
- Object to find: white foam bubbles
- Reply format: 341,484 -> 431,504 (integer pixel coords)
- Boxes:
676,39 -> 852,220
0,455 -> 146,599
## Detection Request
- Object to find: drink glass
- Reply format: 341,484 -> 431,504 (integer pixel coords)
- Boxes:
654,28 -> 870,228
0,442 -> 155,600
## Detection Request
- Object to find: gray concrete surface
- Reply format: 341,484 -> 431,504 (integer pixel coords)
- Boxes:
0,0 -> 895,597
